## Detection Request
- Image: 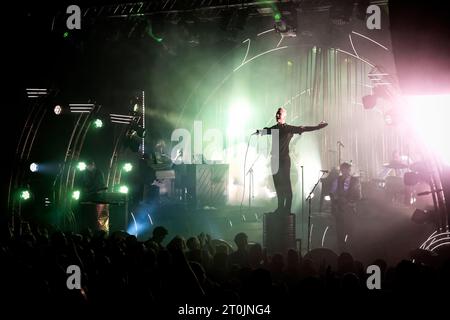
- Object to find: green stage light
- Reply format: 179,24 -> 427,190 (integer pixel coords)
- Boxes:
123,163 -> 133,172
94,119 -> 103,128
63,31 -> 69,38
227,98 -> 250,137
119,185 -> 129,194
72,190 -> 80,200
20,190 -> 31,200
274,12 -> 282,22
77,162 -> 87,171
133,104 -> 139,112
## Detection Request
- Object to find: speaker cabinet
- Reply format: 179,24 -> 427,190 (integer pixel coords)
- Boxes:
263,212 -> 296,255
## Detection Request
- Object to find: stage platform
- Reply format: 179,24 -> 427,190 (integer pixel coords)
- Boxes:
124,200 -> 433,265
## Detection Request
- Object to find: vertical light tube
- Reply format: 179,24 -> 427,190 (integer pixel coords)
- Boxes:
142,90 -> 145,156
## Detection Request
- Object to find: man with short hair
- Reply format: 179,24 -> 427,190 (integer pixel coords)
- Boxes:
330,162 -> 362,251
228,232 -> 250,268
146,226 -> 169,251
258,107 -> 328,214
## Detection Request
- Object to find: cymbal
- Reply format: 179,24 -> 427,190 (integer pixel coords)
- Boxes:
383,161 -> 408,169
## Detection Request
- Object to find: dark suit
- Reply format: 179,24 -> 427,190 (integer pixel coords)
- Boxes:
330,175 -> 362,251
264,123 -> 326,213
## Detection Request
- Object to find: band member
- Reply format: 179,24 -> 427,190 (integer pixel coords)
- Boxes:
79,159 -> 109,232
330,162 -> 362,252
152,139 -> 173,169
379,150 -> 411,205
259,107 -> 328,214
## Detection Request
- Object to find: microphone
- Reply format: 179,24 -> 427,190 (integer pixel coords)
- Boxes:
320,170 -> 329,173
337,141 -> 345,147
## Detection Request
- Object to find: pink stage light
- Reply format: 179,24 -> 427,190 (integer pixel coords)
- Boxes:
405,94 -> 450,165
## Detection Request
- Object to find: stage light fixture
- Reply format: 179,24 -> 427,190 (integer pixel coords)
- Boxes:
273,5 -> 297,37
77,162 -> 87,171
30,163 -> 39,172
20,190 -> 31,200
72,190 -> 80,200
362,94 -> 377,109
119,185 -> 129,194
54,105 -> 62,115
93,119 -> 103,128
274,12 -> 282,22
123,163 -> 133,172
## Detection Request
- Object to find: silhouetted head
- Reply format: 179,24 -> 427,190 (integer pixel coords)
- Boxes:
339,162 -> 352,177
186,237 -> 200,251
234,232 -> 248,251
152,226 -> 168,243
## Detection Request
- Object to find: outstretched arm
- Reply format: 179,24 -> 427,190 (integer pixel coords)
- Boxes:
257,125 -> 276,135
290,121 -> 328,134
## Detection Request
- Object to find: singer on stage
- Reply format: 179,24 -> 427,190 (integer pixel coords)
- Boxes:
258,107 -> 328,214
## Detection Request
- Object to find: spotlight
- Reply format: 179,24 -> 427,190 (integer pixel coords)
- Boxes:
72,190 -> 80,200
77,162 -> 87,171
133,104 -> 139,112
274,3 -> 297,37
275,19 -> 288,33
324,195 -> 331,201
362,95 -> 377,109
119,185 -> 129,194
123,163 -> 133,172
54,105 -> 62,115
20,190 -> 31,201
274,12 -> 282,22
274,18 -> 296,37
93,119 -> 103,128
29,163 -> 39,172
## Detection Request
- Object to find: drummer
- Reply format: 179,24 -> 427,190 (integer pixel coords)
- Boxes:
379,150 -> 412,205
378,150 -> 409,179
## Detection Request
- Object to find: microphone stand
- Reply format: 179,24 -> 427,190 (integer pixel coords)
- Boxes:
246,154 -> 261,214
337,141 -> 344,165
301,165 -> 304,250
306,171 -> 327,252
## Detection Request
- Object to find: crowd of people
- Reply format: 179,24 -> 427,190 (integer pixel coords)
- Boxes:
1,218 -> 450,315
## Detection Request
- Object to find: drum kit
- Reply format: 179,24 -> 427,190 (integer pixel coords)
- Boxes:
368,160 -> 416,206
